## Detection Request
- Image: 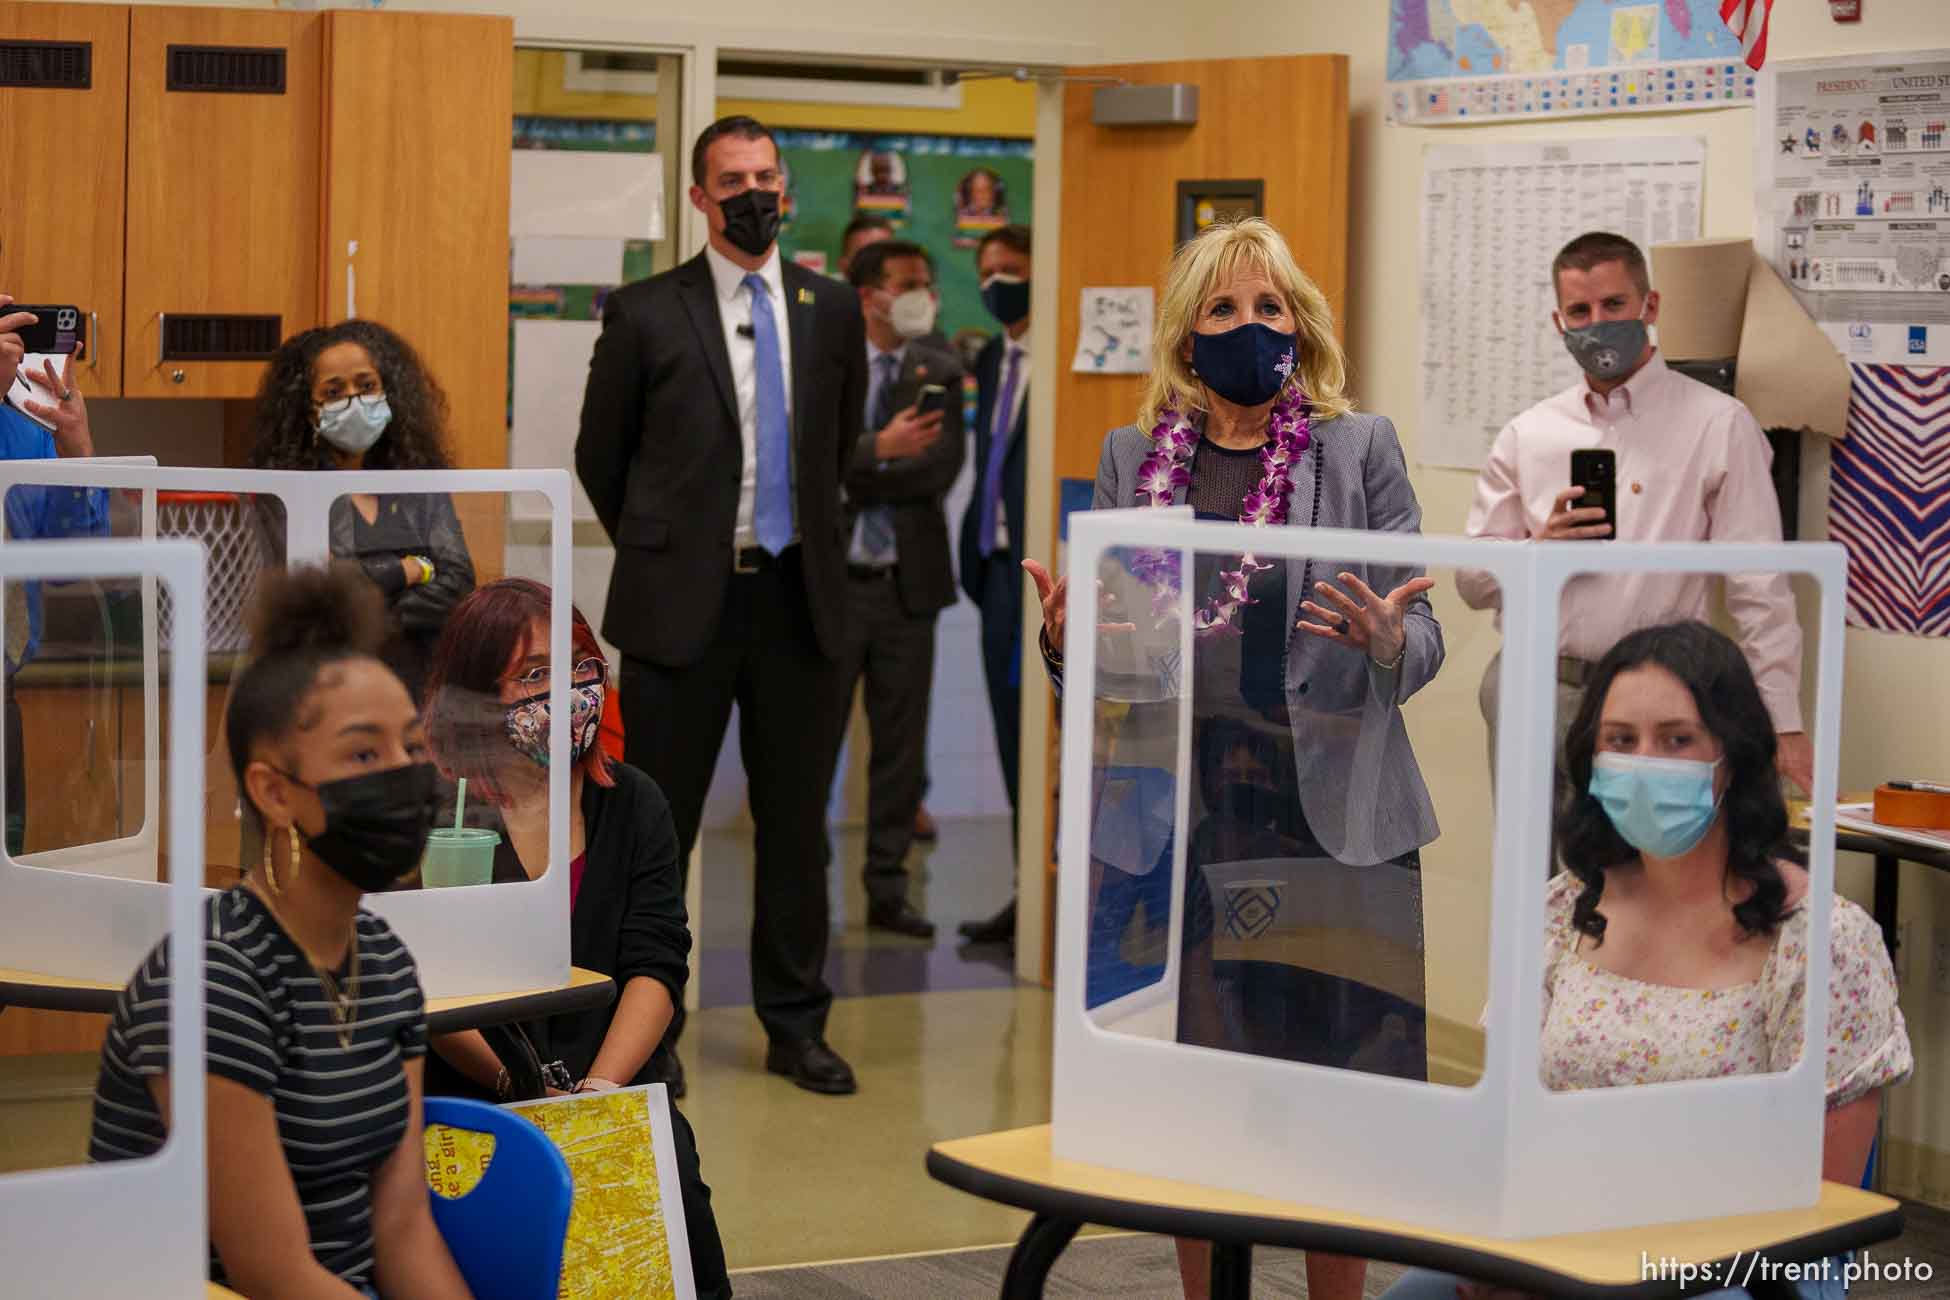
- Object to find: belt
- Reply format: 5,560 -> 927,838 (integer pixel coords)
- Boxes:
847,563 -> 896,581
1557,655 -> 1593,690
733,544 -> 797,575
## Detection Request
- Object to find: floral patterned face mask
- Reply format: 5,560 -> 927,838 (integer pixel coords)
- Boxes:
504,658 -> 606,769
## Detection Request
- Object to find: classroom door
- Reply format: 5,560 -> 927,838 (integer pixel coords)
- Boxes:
1037,55 -> 1350,979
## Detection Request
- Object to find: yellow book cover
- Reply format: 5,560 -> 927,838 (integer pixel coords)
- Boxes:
424,1084 -> 694,1299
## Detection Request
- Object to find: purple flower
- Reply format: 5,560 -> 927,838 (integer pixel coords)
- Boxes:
1240,488 -> 1281,527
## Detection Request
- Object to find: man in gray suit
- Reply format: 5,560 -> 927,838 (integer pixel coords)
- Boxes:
835,240 -> 967,936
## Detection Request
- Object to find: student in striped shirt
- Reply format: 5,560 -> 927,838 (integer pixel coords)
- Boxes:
90,564 -> 472,1300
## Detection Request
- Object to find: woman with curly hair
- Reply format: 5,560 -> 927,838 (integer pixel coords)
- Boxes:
247,320 -> 475,700
1381,621 -> 1910,1300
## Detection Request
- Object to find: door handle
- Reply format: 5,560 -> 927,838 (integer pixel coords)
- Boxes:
86,311 -> 100,372
156,312 -> 167,369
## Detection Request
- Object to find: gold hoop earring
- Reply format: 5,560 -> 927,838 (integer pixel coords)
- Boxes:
264,825 -> 281,896
288,825 -> 302,890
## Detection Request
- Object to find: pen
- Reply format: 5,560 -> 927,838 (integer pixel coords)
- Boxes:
1888,781 -> 1950,795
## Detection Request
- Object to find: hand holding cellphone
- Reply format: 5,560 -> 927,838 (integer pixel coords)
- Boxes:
1568,448 -> 1616,540
6,305 -> 85,356
916,383 -> 949,417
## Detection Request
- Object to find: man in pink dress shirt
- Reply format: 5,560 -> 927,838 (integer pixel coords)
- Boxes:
1459,231 -> 1815,795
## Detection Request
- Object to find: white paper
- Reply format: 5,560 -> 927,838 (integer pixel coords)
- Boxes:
1836,803 -> 1950,854
1755,50 -> 1950,367
5,354 -> 66,432
512,236 -> 626,286
511,318 -> 603,521
511,150 -> 664,242
1071,287 -> 1153,374
1417,135 -> 1706,470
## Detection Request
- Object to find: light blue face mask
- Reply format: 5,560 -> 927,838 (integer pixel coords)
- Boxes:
317,393 -> 392,454
1589,751 -> 1724,859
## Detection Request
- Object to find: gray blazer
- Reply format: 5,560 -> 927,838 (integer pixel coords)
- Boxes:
1076,411 -> 1443,866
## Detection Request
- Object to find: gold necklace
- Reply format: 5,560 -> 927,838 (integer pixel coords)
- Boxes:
257,885 -> 361,1049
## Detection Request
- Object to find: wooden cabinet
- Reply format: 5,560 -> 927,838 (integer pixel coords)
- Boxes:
15,681 -> 123,854
124,7 -> 322,399
0,2 -> 130,398
321,11 -> 512,470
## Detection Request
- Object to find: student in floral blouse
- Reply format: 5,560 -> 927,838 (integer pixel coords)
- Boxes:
1384,622 -> 1910,1300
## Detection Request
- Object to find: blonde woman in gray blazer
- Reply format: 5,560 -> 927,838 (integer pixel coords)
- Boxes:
1025,218 -> 1443,1300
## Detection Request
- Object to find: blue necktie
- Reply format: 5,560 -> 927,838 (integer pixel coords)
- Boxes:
857,353 -> 900,562
744,273 -> 792,555
977,345 -> 1022,556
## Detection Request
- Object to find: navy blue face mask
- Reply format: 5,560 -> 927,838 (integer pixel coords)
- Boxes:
1191,322 -> 1299,408
980,275 -> 1031,326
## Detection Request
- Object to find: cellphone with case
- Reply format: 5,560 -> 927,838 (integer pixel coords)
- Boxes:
1569,448 -> 1616,539
8,306 -> 85,355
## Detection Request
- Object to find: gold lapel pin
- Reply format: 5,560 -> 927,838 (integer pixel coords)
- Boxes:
796,287 -> 815,305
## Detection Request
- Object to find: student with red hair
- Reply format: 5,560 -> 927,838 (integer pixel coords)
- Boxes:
418,578 -> 729,1298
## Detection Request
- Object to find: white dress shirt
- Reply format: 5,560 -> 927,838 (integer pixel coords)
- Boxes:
705,243 -> 796,549
1458,352 -> 1804,731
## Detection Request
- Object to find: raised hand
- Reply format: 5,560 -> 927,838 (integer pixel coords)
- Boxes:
1297,570 -> 1436,665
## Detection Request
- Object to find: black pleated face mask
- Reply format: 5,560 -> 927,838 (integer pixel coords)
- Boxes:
280,761 -> 438,892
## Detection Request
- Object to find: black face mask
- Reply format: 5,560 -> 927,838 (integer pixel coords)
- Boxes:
1191,322 -> 1299,407
717,188 -> 782,258
282,761 -> 438,893
980,275 -> 1031,326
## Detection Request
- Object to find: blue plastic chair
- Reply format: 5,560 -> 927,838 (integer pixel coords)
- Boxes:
423,1096 -> 574,1300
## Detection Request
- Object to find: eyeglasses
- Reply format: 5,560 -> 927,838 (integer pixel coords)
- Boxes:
316,391 -> 386,416
508,656 -> 608,693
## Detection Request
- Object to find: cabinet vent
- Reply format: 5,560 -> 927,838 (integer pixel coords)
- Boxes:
165,45 -> 285,94
161,315 -> 282,362
0,40 -> 92,90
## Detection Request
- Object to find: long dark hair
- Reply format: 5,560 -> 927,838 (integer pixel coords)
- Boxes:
1556,621 -> 1791,945
245,319 -> 454,470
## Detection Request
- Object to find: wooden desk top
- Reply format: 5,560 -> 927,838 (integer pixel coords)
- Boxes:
0,965 -> 614,1032
929,1126 -> 1902,1297
208,1284 -> 244,1298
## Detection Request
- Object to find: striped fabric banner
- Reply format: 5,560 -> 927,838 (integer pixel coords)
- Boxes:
1719,0 -> 1774,71
1827,365 -> 1950,637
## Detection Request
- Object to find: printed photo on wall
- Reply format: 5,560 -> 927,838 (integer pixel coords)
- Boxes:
953,166 -> 1009,247
854,147 -> 912,223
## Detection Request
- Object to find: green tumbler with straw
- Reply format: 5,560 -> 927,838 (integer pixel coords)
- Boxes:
420,778 -> 500,888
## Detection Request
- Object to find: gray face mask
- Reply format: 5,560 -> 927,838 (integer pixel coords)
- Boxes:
317,394 -> 392,454
1561,315 -> 1649,381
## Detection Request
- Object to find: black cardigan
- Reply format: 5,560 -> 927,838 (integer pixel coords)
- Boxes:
426,762 -> 691,1097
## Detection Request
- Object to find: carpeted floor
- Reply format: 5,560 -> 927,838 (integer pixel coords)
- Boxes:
729,1199 -> 1950,1299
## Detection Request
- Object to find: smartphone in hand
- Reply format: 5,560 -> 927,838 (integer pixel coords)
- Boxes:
1569,448 -> 1616,539
8,306 -> 85,355
916,383 -> 949,416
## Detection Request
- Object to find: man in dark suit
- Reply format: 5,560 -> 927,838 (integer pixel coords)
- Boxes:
835,240 -> 965,938
576,115 -> 866,1096
956,224 -> 1033,946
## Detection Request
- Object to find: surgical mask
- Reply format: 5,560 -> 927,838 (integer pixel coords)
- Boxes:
887,288 -> 938,340
717,187 -> 782,258
980,274 -> 1031,326
505,679 -> 605,770
1191,322 -> 1298,408
317,394 -> 391,454
1588,751 -> 1723,859
1560,308 -> 1650,382
281,761 -> 439,892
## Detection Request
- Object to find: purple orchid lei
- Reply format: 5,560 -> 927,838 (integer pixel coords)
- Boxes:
1130,368 -> 1311,636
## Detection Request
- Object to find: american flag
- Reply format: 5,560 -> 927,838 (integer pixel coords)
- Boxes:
1720,0 -> 1775,71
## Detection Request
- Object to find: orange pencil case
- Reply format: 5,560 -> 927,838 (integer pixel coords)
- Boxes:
1874,782 -> 1950,830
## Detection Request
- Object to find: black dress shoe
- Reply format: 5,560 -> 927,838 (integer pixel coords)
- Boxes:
650,1046 -> 686,1100
957,897 -> 1017,945
764,1038 -> 858,1095
868,898 -> 937,938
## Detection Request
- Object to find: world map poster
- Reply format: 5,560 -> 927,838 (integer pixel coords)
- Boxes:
1388,0 -> 1758,124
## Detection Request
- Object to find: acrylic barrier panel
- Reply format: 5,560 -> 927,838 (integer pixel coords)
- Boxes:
0,541 -> 207,1298
1054,512 -> 1848,1239
1536,567 -> 1837,1093
1080,540 -> 1496,1091
0,463 -> 577,998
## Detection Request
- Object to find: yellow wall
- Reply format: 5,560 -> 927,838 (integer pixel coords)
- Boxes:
514,48 -> 1036,138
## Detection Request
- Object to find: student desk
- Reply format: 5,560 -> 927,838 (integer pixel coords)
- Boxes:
0,965 -> 614,1033
928,1126 -> 1902,1299
1788,797 -> 1950,960
208,1286 -> 244,1298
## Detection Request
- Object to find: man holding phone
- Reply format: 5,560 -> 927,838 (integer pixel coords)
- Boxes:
835,240 -> 966,936
0,292 -> 109,854
1458,232 -> 1813,794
